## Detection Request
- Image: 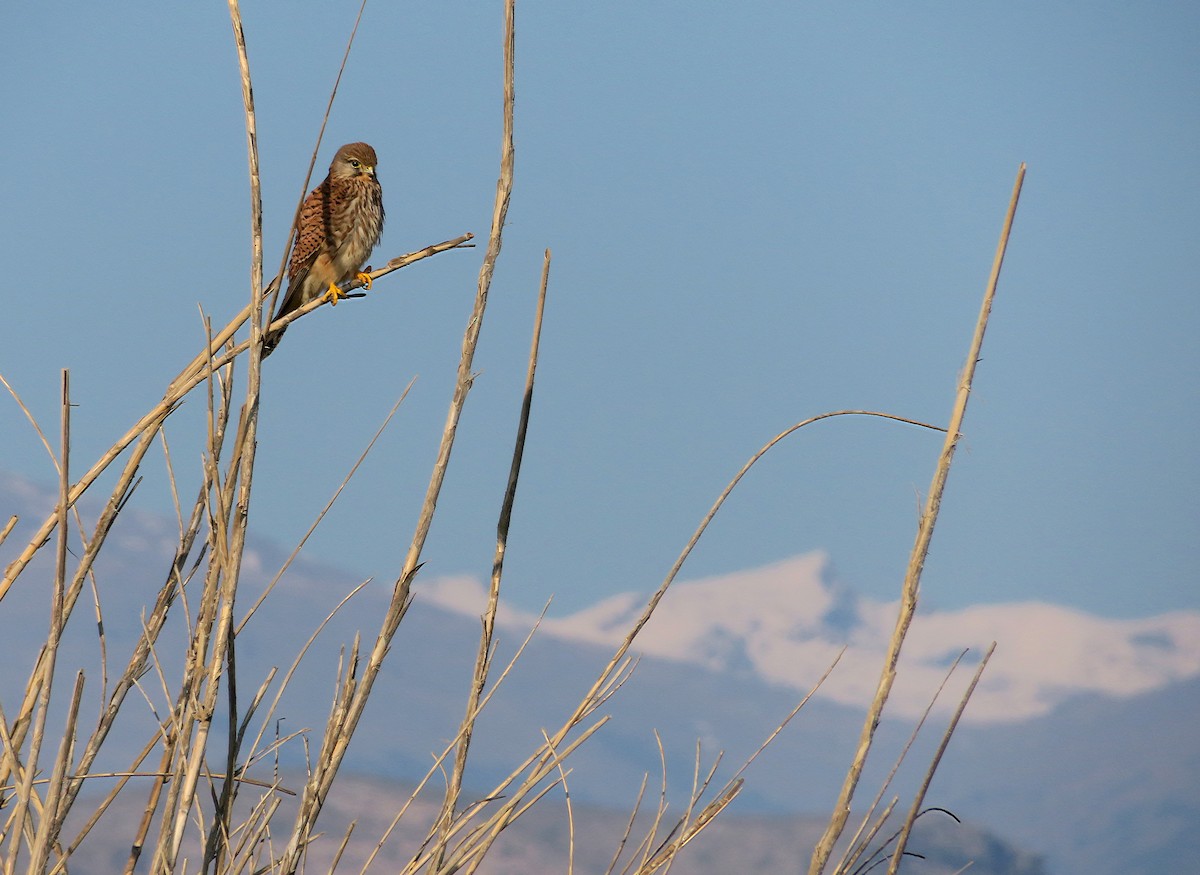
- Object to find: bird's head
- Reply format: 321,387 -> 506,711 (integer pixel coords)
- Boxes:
330,142 -> 379,180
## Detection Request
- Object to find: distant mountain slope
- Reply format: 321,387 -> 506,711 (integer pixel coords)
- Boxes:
2,471 -> 1196,873
64,773 -> 1047,875
938,675 -> 1200,874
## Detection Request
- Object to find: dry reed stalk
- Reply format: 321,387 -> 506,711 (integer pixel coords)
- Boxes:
148,359 -> 240,874
834,649 -> 969,875
327,821 -> 356,875
541,728 -> 577,875
354,609 -> 550,874
615,651 -> 842,875
41,736 -> 159,874
27,672 -> 84,875
0,517 -> 17,549
648,744 -> 723,874
885,643 -> 995,875
194,10 -> 269,860
0,395 -> 177,793
604,775 -> 649,875
425,408 -> 899,863
1,373 -> 69,875
630,734 -> 671,875
637,780 -> 743,875
842,800 -> 900,875
64,435 -> 222,822
807,164 -> 1026,875
429,248 -> 552,870
414,720 -> 610,875
272,2 -> 516,869
126,751 -> 171,875
235,580 -> 370,779
428,644 -> 841,875
29,383 -> 78,875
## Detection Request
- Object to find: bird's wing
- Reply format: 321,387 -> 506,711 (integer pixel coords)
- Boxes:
275,176 -> 333,318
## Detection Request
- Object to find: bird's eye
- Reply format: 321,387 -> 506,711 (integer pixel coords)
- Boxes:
349,159 -> 361,168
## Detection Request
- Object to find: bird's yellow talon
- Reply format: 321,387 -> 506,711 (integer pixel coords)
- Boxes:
356,271 -> 374,290
324,283 -> 349,306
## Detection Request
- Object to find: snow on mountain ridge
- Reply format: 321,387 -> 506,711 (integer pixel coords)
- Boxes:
5,469 -> 1195,726
422,553 -> 1200,723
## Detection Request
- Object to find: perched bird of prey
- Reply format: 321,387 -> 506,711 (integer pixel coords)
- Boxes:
263,142 -> 385,355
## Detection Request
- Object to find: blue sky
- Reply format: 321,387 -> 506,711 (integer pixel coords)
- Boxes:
2,2 -> 1196,620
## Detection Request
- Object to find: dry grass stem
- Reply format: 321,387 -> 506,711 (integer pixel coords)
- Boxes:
731,648 -> 845,789
0,374 -> 59,475
541,729 -> 577,875
271,4 -> 515,870
356,606 -> 551,875
835,650 -> 969,875
885,644 -> 996,875
604,774 -> 649,875
807,164 -> 1026,875
566,409 -> 944,757
430,248 -> 551,871
3,372 -> 71,875
327,821 -> 356,875
237,380 -> 415,635
0,517 -> 17,551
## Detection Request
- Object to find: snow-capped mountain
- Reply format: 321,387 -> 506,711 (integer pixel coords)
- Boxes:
424,553 -> 1200,723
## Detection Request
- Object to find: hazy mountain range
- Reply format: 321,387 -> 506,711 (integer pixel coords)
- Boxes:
423,552 -> 1200,723
2,471 -> 1196,873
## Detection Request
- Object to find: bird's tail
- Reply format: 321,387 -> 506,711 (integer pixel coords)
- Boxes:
261,274 -> 286,358
261,324 -> 286,358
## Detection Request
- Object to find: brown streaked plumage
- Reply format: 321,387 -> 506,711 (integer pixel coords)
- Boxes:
264,142 -> 385,355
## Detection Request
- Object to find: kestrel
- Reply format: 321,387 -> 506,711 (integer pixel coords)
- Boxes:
263,142 -> 385,354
